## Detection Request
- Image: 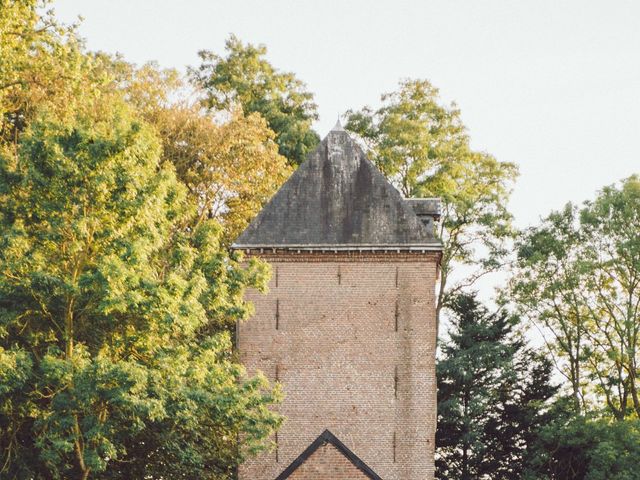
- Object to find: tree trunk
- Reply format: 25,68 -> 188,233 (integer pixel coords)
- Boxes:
74,416 -> 90,480
461,387 -> 470,480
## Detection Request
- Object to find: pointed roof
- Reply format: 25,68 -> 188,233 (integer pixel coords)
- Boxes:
233,128 -> 441,250
331,118 -> 345,131
275,429 -> 383,480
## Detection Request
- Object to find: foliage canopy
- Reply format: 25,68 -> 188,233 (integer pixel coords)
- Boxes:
0,4 -> 282,479
192,34 -> 320,166
436,293 -> 557,479
345,79 -> 518,325
511,175 -> 640,419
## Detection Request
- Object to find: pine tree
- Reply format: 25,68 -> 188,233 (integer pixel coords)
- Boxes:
436,293 -> 558,479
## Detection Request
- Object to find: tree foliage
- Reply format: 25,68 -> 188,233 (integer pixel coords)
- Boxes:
529,412 -> 640,480
0,0 -> 77,125
98,60 -> 292,245
0,0 -> 118,155
0,27 -> 281,478
192,34 -> 320,165
511,176 -> 640,419
345,79 -> 518,325
0,7 -> 285,476
436,294 -> 557,480
123,63 -> 292,243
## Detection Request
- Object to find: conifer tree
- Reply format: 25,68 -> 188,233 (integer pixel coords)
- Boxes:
436,294 -> 557,480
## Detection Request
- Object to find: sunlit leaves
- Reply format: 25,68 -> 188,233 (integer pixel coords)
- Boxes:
511,176 -> 640,420
345,79 -> 518,320
192,34 -> 319,165
0,90 -> 281,479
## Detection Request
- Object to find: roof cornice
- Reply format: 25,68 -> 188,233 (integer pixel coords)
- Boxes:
232,243 -> 443,252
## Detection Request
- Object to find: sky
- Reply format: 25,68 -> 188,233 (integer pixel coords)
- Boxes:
54,0 -> 640,230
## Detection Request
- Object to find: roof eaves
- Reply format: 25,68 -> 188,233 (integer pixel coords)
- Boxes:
231,242 -> 443,252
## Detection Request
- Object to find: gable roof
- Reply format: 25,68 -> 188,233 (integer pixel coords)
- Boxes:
275,429 -> 383,480
233,127 -> 441,250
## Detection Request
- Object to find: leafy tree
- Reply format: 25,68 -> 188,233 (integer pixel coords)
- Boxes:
191,34 -> 320,165
0,0 -> 74,121
511,176 -> 640,419
2,5 -> 291,247
158,106 -> 291,244
105,61 -> 292,244
0,0 -> 107,153
0,98 -> 281,479
529,414 -> 640,480
508,204 -> 589,414
436,293 -> 557,480
345,79 -> 518,329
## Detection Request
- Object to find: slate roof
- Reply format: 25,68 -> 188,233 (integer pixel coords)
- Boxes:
233,124 -> 442,250
275,429 -> 383,480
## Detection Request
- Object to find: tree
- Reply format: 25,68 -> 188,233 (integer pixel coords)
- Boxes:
436,293 -> 557,480
0,99 -> 281,479
1,4 -> 292,247
191,34 -> 320,165
510,176 -> 640,419
345,79 -> 518,329
0,0 -> 105,154
157,106 -> 292,244
113,62 -> 293,244
508,204 -> 589,414
529,414 -> 640,480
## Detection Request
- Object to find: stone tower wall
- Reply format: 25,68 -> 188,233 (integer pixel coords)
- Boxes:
238,251 -> 439,480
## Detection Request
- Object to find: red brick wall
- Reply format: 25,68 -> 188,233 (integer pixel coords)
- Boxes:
287,442 -> 370,480
238,251 -> 439,480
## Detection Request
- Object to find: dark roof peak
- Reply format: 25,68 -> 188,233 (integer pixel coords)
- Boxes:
331,118 -> 345,132
233,129 -> 441,250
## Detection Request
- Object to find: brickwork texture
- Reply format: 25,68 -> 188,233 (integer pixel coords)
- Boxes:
238,252 -> 438,480
286,442 -> 371,480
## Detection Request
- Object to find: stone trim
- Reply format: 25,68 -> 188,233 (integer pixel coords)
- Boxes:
239,250 -> 441,264
275,429 -> 383,480
232,244 -> 442,251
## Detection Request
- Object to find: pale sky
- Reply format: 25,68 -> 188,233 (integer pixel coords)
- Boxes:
55,0 -> 640,231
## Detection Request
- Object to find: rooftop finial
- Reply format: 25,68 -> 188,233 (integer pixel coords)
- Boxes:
331,118 -> 345,132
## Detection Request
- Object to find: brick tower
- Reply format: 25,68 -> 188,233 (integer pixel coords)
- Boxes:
233,122 -> 442,480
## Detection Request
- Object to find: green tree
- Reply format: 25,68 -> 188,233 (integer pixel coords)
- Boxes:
191,34 -> 320,165
436,294 -> 557,480
83,59 -> 291,244
508,204 -> 589,414
0,0 -> 109,154
530,414 -> 640,480
0,99 -> 281,479
345,79 -> 518,329
122,62 -> 292,244
511,176 -> 640,419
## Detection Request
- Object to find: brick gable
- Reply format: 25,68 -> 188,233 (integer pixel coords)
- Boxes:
276,430 -> 381,480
